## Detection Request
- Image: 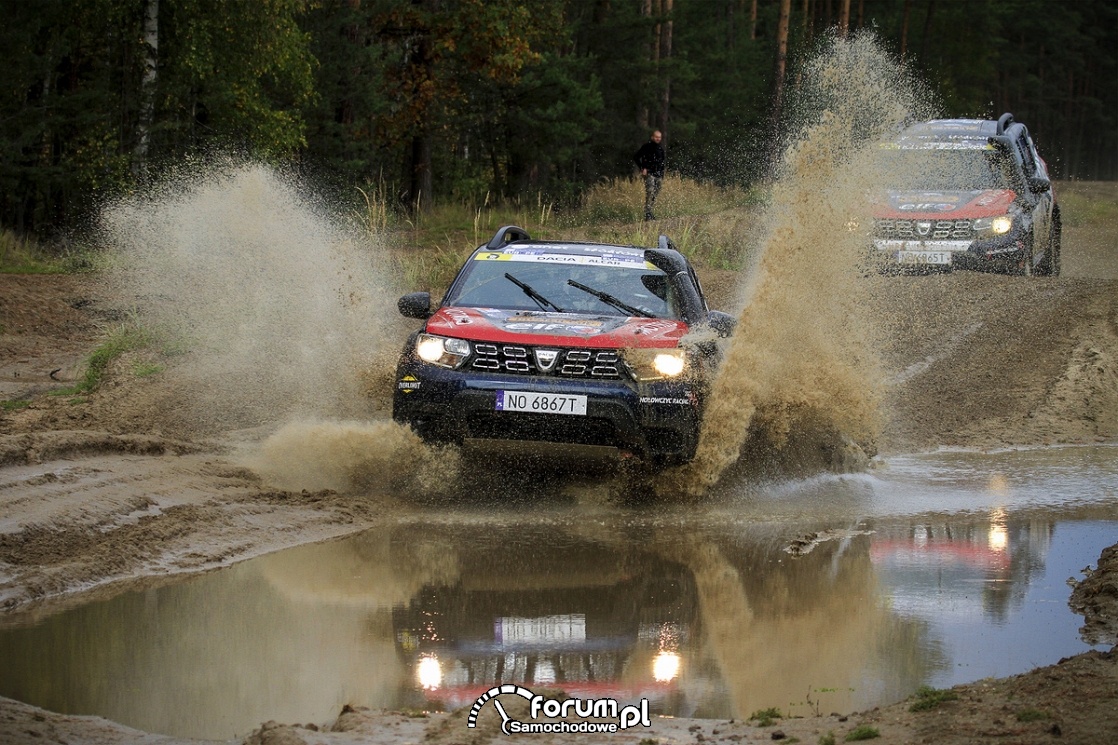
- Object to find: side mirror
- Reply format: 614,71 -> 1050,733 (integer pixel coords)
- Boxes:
398,292 -> 432,319
707,310 -> 736,338
1027,176 -> 1051,194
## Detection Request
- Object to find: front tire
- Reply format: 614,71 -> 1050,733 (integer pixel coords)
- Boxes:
1017,231 -> 1036,277
1038,216 -> 1061,277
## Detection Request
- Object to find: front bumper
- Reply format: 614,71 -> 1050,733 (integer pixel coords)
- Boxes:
872,233 -> 1030,272
392,357 -> 703,466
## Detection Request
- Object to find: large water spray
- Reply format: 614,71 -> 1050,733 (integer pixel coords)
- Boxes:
100,162 -> 456,493
664,33 -> 934,496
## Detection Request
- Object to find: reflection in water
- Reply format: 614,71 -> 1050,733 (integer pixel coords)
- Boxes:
0,447 -> 1115,739
417,656 -> 442,690
870,514 -> 1056,624
653,651 -> 681,682
989,507 -> 1009,551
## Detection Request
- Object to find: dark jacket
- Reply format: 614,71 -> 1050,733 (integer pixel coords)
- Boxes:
634,140 -> 666,178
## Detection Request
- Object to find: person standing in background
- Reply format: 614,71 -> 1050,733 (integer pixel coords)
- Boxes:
633,130 -> 665,221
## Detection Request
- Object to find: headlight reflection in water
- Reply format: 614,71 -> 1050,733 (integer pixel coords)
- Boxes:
417,655 -> 442,690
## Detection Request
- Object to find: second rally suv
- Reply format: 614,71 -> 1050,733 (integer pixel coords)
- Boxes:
870,113 -> 1061,275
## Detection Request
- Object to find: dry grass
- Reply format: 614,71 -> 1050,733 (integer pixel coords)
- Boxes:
383,176 -> 767,294
0,229 -> 60,273
1054,180 -> 1118,228
580,174 -> 760,223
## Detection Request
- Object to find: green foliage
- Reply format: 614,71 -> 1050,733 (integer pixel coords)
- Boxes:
0,0 -> 316,235
51,324 -> 153,396
843,725 -> 880,741
908,685 -> 959,712
131,361 -> 165,378
668,0 -> 775,183
1,0 -> 1115,238
157,0 -> 316,157
750,707 -> 783,727
819,733 -> 836,745
1,399 -> 31,412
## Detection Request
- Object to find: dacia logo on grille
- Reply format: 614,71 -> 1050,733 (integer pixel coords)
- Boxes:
916,221 -> 933,236
534,349 -> 559,372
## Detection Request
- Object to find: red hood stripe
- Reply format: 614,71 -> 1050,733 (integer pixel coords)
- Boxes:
872,189 -> 1017,219
424,307 -> 688,349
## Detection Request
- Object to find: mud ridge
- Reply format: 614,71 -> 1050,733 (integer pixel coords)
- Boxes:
1069,543 -> 1118,646
1027,310 -> 1118,442
0,431 -> 209,468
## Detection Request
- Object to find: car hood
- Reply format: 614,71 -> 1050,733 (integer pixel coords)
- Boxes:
872,189 -> 1017,219
425,307 -> 688,348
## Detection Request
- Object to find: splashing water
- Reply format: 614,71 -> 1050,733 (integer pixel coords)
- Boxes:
663,33 -> 933,496
248,419 -> 460,494
98,35 -> 927,498
100,162 -> 449,492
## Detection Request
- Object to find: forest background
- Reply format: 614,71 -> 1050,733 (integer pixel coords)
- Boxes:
1,0 -> 1115,240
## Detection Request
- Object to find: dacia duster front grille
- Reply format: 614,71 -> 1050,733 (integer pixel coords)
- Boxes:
875,218 -> 976,241
471,344 -> 622,379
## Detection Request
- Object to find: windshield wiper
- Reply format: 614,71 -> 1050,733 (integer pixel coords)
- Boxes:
567,279 -> 654,318
504,272 -> 565,312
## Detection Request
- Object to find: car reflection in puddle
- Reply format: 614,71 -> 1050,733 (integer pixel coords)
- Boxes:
0,446 -> 1115,740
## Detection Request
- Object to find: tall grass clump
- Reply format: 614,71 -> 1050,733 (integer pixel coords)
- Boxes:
403,191 -> 556,242
388,243 -> 467,297
575,175 -> 764,269
50,323 -> 155,396
381,190 -> 561,295
357,180 -> 557,241
1,229 -> 106,274
908,686 -> 958,712
0,229 -> 62,273
577,209 -> 759,270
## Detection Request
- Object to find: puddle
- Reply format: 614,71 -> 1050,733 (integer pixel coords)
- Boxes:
0,446 -> 1116,739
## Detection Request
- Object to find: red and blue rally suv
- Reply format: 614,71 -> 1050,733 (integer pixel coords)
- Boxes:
392,226 -> 734,467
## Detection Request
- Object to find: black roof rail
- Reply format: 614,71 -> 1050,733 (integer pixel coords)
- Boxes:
996,112 -> 1015,136
486,225 -> 531,249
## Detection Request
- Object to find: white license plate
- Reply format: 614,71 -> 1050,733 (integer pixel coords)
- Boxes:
496,390 -> 587,415
496,615 -> 586,645
897,250 -> 951,265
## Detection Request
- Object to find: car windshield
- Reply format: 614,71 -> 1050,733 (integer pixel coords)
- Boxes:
879,148 -> 1017,191
445,253 -> 680,319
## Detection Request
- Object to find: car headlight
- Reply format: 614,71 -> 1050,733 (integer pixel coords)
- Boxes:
625,348 -> 687,380
974,215 -> 1014,235
653,351 -> 686,377
415,334 -> 470,368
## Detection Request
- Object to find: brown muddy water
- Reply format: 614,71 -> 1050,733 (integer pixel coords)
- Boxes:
0,445 -> 1115,740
